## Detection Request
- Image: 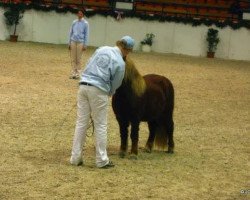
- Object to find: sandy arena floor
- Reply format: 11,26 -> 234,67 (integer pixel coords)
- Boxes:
0,41 -> 249,200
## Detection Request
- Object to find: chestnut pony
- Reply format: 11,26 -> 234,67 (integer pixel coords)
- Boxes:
112,58 -> 175,158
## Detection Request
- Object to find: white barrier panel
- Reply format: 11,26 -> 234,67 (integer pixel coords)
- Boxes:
0,7 -> 250,61
243,13 -> 250,20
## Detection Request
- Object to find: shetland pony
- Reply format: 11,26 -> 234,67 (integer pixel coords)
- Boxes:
112,58 -> 175,158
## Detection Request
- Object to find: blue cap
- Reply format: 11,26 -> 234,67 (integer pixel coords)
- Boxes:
121,36 -> 135,50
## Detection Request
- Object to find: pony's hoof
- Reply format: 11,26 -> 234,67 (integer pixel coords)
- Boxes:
129,154 -> 138,160
167,150 -> 174,154
145,143 -> 153,153
119,151 -> 126,158
144,147 -> 152,153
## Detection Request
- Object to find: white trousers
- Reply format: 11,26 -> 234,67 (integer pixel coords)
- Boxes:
70,85 -> 109,167
70,41 -> 83,76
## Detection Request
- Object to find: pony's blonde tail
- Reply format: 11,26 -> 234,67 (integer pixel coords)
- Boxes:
125,58 -> 146,97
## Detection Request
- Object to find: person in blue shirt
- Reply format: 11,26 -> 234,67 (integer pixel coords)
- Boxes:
68,9 -> 89,79
70,36 -> 135,168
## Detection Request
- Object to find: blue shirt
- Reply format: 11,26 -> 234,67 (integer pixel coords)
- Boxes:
80,46 -> 125,96
69,18 -> 89,46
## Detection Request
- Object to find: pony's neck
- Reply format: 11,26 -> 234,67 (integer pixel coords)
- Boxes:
124,58 -> 146,97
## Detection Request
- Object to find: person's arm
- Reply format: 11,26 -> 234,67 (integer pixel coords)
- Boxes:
82,21 -> 89,50
82,22 -> 89,50
110,68 -> 125,96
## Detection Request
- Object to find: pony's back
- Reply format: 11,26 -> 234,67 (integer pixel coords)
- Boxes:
143,74 -> 174,119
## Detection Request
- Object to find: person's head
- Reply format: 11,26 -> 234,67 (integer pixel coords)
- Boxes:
116,36 -> 135,58
77,10 -> 84,20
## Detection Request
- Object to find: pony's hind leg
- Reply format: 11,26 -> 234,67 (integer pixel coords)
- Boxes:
118,119 -> 129,158
145,121 -> 157,153
166,118 -> 174,154
130,121 -> 140,158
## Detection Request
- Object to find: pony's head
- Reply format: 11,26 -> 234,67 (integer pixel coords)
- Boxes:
124,58 -> 146,97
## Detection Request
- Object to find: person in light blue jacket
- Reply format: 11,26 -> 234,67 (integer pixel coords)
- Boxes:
70,36 -> 135,168
68,9 -> 89,79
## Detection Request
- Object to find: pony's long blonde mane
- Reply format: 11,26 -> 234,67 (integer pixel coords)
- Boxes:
124,58 -> 146,97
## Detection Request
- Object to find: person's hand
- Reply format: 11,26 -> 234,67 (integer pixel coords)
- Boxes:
68,45 -> 71,50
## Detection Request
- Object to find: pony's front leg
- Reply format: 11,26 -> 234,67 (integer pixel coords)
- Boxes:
130,122 -> 140,158
118,119 -> 129,158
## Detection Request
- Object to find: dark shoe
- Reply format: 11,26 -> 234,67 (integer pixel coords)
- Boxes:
69,75 -> 76,79
99,161 -> 115,169
75,74 -> 80,79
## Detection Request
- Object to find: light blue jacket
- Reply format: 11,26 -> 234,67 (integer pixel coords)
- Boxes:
80,46 -> 125,96
69,19 -> 89,46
